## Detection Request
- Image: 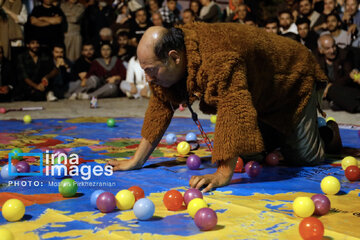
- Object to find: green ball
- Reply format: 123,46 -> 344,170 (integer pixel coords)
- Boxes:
10,148 -> 23,160
59,179 -> 78,197
107,118 -> 116,127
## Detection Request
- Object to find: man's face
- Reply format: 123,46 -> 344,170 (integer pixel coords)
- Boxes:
299,0 -> 312,16
136,10 -> 147,24
245,20 -> 256,27
53,47 -> 64,59
265,22 -> 278,34
190,1 -> 199,13
345,0 -> 358,16
167,1 -> 177,11
182,11 -> 194,24
320,38 -> 337,60
297,23 -> 309,38
117,36 -> 128,46
326,15 -> 339,32
279,13 -> 292,29
100,45 -> 112,58
43,0 -> 53,6
27,40 -> 40,54
238,5 -> 247,20
152,14 -> 163,26
82,45 -> 94,59
324,0 -> 336,13
149,0 -> 159,11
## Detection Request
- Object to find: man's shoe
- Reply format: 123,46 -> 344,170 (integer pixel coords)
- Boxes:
46,91 -> 58,102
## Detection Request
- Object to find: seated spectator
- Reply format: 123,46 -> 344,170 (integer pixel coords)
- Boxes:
296,17 -> 319,52
278,9 -> 298,34
115,30 -> 135,65
244,14 -> 257,27
340,0 -> 360,38
264,17 -> 280,34
70,42 -> 126,99
0,46 -> 15,102
115,4 -> 131,26
298,0 -> 323,30
182,9 -> 196,24
129,8 -> 152,47
151,12 -> 166,27
27,0 -> 67,48
199,0 -> 221,23
159,0 -> 180,27
97,27 -> 117,54
322,13 -> 352,48
16,38 -> 58,101
189,0 -> 201,18
225,3 -> 247,23
120,55 -> 149,99
313,0 -> 339,32
316,34 -> 360,112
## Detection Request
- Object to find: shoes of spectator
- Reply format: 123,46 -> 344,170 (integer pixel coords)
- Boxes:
46,91 -> 58,102
78,93 -> 90,100
69,93 -> 77,100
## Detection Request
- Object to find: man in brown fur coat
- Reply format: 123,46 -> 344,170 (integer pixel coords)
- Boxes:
109,23 -> 332,192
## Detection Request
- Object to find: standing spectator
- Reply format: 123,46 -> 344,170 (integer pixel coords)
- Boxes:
0,0 -> 27,59
61,0 -> 85,62
182,9 -> 196,24
322,13 -> 352,48
17,38 -> 58,101
223,0 -> 241,22
189,0 -> 201,18
264,17 -> 279,34
278,10 -> 298,34
159,0 -> 180,27
298,0 -> 322,30
313,0 -> 339,33
27,0 -> 67,47
129,8 -> 152,47
296,17 -> 319,52
225,3 -> 247,23
199,0 -> 221,23
0,46 -> 15,102
341,0 -> 360,38
147,0 -> 159,17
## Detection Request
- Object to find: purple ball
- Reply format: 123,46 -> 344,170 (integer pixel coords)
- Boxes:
245,161 -> 261,178
311,194 -> 331,216
96,192 -> 116,213
15,161 -> 30,173
187,155 -> 201,170
194,208 -> 217,231
184,188 -> 203,206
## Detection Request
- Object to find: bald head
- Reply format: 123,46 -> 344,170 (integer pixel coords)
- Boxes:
318,34 -> 337,60
318,34 -> 335,49
138,26 -> 168,63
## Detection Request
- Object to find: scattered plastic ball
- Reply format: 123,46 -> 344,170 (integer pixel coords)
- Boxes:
188,198 -> 208,218
184,188 -> 203,206
0,108 -> 6,114
1,164 -> 18,180
53,149 -> 67,164
321,176 -> 340,195
293,197 -> 315,218
128,186 -> 145,202
96,192 -> 116,213
299,217 -> 324,240
2,199 -> 25,222
210,115 -> 217,124
163,190 -> 183,211
15,161 -> 30,173
234,157 -> 244,173
265,152 -> 280,166
185,132 -> 197,142
116,189 -> 135,210
177,141 -> 191,155
245,161 -> 262,178
133,198 -> 155,220
52,164 -> 66,179
90,190 -> 105,208
23,114 -> 32,124
0,228 -> 14,240
59,179 -> 78,197
341,156 -> 358,170
326,117 -> 336,122
194,207 -> 218,231
166,133 -> 177,145
317,117 -> 326,127
107,118 -> 115,127
187,155 -> 201,170
10,148 -> 23,160
345,165 -> 360,181
311,194 -> 330,216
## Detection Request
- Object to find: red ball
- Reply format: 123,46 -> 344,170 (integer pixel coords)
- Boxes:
234,157 -> 244,173
0,108 -> 6,114
163,190 -> 183,211
311,194 -> 330,216
345,165 -> 360,181
299,217 -> 324,240
128,186 -> 145,202
265,152 -> 280,166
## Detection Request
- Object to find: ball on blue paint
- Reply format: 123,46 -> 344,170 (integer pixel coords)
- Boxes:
91,190 -> 106,208
107,118 -> 116,127
10,148 -> 23,160
185,132 -> 197,142
133,198 -> 155,220
166,133 -> 177,145
317,117 -> 326,127
1,164 -> 18,180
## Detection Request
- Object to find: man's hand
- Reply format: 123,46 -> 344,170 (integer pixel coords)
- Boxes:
41,77 -> 48,87
107,158 -> 144,171
347,24 -> 357,34
130,83 -> 137,94
322,83 -> 333,99
140,86 -> 149,98
106,76 -> 120,84
81,78 -> 87,87
36,83 -> 46,92
0,86 -> 9,94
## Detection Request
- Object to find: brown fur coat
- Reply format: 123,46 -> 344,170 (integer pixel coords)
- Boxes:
141,22 -> 327,163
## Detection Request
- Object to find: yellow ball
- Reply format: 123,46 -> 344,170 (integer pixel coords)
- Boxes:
115,190 -> 135,210
2,199 -> 25,222
187,198 -> 207,218
177,141 -> 191,155
321,176 -> 341,195
23,115 -> 32,124
293,197 -> 315,218
0,228 -> 14,240
210,115 -> 217,124
341,156 -> 358,170
326,117 -> 336,122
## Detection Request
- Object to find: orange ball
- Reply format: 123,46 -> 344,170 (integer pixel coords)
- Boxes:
128,186 -> 145,202
299,217 -> 324,240
163,190 -> 183,211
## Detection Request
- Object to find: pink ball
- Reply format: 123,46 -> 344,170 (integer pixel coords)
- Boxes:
265,152 -> 280,166
187,155 -> 201,170
311,194 -> 331,216
245,161 -> 262,178
194,208 -> 217,231
96,192 -> 116,213
15,161 -> 30,173
0,108 -> 6,114
184,188 -> 203,206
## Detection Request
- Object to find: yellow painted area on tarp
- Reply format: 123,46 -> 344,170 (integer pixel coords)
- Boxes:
66,117 -> 125,123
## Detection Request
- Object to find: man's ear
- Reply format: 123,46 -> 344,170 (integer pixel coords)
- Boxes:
168,50 -> 181,64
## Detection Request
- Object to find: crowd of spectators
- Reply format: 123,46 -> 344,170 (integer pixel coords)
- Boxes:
0,0 -> 359,112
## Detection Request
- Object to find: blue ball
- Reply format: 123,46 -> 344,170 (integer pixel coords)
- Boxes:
166,133 -> 177,145
133,198 -> 155,220
91,190 -> 106,208
52,164 -> 66,179
185,132 -> 197,142
317,117 -> 327,127
1,164 -> 18,180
